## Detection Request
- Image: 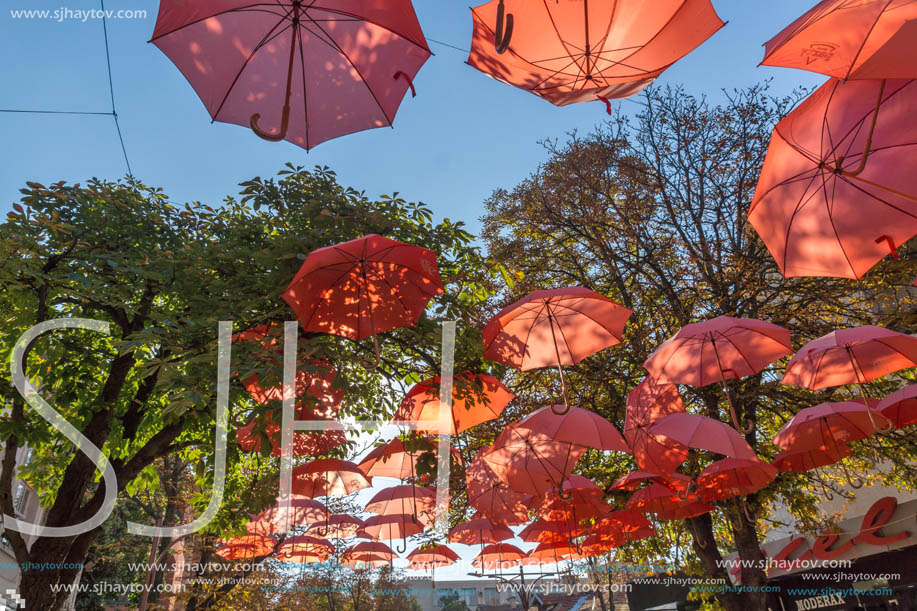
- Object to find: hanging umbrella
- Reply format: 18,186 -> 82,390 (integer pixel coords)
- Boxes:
449,518 -> 514,545
308,514 -> 364,539
358,435 -> 459,479
529,540 -> 578,566
648,413 -> 756,459
761,0 -> 917,80
695,458 -> 777,503
214,534 -> 276,560
643,316 -> 793,431
406,544 -> 459,570
482,423 -> 588,495
537,476 -> 612,521
592,510 -> 653,538
394,372 -> 515,434
624,378 -> 689,476
772,445 -> 852,472
467,0 -> 724,110
877,384 -> 917,428
473,543 -> 527,571
364,485 -> 437,525
283,234 -> 444,367
579,535 -> 616,557
748,78 -> 917,279
519,518 -> 585,543
626,484 -> 712,521
236,409 -> 346,458
516,406 -> 630,453
293,458 -> 372,497
359,513 -> 424,554
246,495 -> 328,535
783,326 -> 917,392
482,287 -> 632,414
276,535 -> 335,563
343,541 -> 395,568
151,0 -> 431,150
465,452 -> 535,525
610,470 -> 692,492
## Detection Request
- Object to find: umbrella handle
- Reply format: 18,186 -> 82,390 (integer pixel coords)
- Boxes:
840,79 -> 886,178
494,0 -> 514,54
395,538 -> 408,554
394,71 -> 416,98
690,519 -> 707,549
558,483 -> 573,501
250,105 -> 290,142
874,235 -> 899,259
551,365 -> 571,416
840,460 -> 864,489
739,497 -> 755,524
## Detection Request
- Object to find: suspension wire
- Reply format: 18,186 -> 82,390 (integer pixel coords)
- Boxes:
100,0 -> 132,176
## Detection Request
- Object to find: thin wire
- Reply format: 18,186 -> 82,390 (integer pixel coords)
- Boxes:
428,37 -> 469,54
100,0 -> 132,176
0,109 -> 114,116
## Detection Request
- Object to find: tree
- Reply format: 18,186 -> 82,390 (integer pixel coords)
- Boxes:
0,165 -> 494,610
438,592 -> 471,611
480,83 -> 916,611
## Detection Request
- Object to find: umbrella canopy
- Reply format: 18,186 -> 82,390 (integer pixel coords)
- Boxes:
529,540 -> 578,563
783,326 -> 917,389
624,378 -> 689,476
214,534 -> 276,560
246,495 -> 328,534
877,385 -> 917,429
343,541 -> 395,567
773,400 -> 891,452
696,458 -> 777,502
626,484 -> 712,521
592,510 -> 653,538
537,476 -> 612,521
483,287 -> 632,413
519,517 -> 585,543
762,0 -> 917,80
643,316 -> 792,430
359,513 -> 425,542
515,406 -> 630,453
394,373 -> 515,434
283,234 -> 443,365
473,543 -> 527,569
276,535 -> 335,563
364,485 -> 436,525
406,544 -> 459,570
772,445 -> 852,472
358,436 -> 458,480
293,458 -> 372,497
610,470 -> 692,492
466,452 -> 535,525
151,0 -> 430,150
449,518 -> 514,545
648,413 -> 756,459
580,535 -> 616,557
482,424 -> 587,495
308,514 -> 364,539
749,78 -> 917,279
467,0 -> 724,108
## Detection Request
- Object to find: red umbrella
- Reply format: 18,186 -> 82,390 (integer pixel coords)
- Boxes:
358,436 -> 459,480
276,535 -> 334,563
359,514 -> 424,554
529,540 -> 578,565
649,413 -> 756,460
877,385 -> 917,429
214,534 -> 276,560
235,409 -> 346,458
482,424 -> 587,495
772,445 -> 852,472
519,517 -> 585,543
406,544 -> 459,571
537,476 -> 612,521
283,234 -> 444,366
482,287 -> 632,413
246,495 -> 327,535
748,78 -> 917,279
449,518 -> 514,545
516,406 -> 629,453
762,0 -> 917,80
696,458 -> 777,503
610,470 -> 692,492
579,535 -> 616,557
364,485 -> 436,526
394,373 -> 515,434
467,0 -> 724,110
151,0 -> 430,150
643,316 -> 793,430
293,458 -> 372,498
343,541 -> 395,568
473,543 -> 527,570
308,514 -> 364,539
626,484 -> 712,521
593,510 -> 653,538
624,378 -> 689,476
465,452 -> 535,525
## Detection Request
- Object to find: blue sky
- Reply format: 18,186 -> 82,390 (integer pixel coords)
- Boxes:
1,0 -> 825,234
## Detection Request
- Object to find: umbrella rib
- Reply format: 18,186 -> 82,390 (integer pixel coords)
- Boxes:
843,0 -> 896,81
305,16 -> 396,126
763,2 -> 848,60
296,18 -> 312,149
364,263 -> 415,320
778,167 -> 831,272
149,3 -> 288,41
538,0 -> 591,78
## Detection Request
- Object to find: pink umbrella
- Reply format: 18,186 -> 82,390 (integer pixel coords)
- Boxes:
649,413 -> 756,460
246,495 -> 327,535
772,445 -> 852,473
292,458 -> 371,497
643,316 -> 793,430
877,385 -> 917,429
624,378 -> 689,476
482,287 -> 632,414
151,0 -> 431,150
448,518 -> 514,546
466,451 -> 535,525
515,406 -> 629,453
359,514 -> 424,554
364,485 -> 436,526
610,470 -> 692,492
394,372 -> 515,434
695,458 -> 776,503
482,424 -> 588,496
748,78 -> 917,279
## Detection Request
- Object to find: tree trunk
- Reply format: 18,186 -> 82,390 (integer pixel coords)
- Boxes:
689,513 -> 745,611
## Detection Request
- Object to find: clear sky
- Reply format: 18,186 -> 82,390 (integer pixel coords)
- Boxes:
2,0 -> 828,586
1,0 -> 825,234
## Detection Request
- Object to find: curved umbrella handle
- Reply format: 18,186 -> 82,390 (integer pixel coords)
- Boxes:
250,105 -> 290,142
494,0 -> 514,54
558,483 -> 573,501
394,71 -> 416,98
840,460 -> 864,489
551,365 -> 571,416
395,538 -> 408,555
690,519 -> 707,549
875,235 -> 899,260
